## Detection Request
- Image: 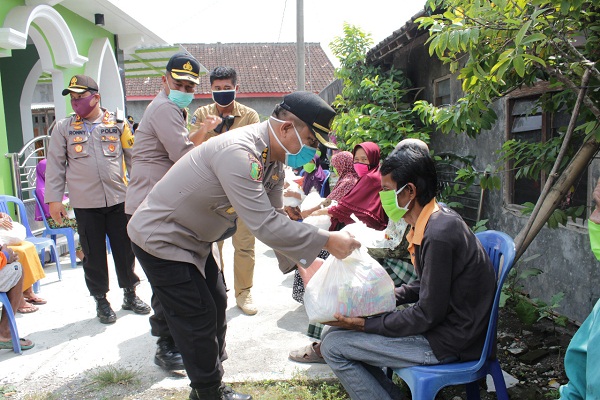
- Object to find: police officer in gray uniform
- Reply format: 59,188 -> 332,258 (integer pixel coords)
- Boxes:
125,53 -> 220,371
46,75 -> 150,324
128,91 -> 361,400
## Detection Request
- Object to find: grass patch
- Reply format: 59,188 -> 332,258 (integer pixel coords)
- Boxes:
232,377 -> 350,400
0,385 -> 17,396
88,365 -> 140,388
23,393 -> 60,400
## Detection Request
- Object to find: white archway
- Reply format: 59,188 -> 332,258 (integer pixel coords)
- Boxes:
0,5 -> 86,67
19,22 -> 69,143
87,38 -> 124,113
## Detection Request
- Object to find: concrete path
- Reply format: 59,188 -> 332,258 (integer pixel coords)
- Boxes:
0,239 -> 333,397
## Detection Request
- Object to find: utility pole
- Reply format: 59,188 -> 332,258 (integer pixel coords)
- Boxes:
296,0 -> 305,91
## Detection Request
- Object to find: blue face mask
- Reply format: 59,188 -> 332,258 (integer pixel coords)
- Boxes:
212,90 -> 236,107
268,116 -> 317,168
166,80 -> 194,109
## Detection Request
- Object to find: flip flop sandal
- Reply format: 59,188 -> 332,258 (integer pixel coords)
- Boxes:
288,342 -> 327,364
0,338 -> 35,350
17,304 -> 39,314
25,297 -> 47,305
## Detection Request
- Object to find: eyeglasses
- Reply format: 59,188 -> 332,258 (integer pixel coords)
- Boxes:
214,115 -> 236,134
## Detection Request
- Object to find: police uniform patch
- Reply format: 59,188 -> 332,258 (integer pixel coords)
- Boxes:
108,136 -> 118,141
108,144 -> 116,152
102,111 -> 115,127
271,174 -> 279,181
74,144 -> 83,153
71,115 -> 83,129
73,136 -> 83,143
248,154 -> 263,181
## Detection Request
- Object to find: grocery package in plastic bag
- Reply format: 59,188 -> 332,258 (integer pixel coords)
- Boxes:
304,246 -> 396,324
0,221 -> 26,245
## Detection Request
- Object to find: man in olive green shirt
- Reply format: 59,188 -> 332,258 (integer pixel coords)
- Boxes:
190,66 -> 261,315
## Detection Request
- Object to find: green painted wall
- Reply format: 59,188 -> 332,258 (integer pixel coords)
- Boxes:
0,2 -> 117,196
0,44 -> 40,151
55,5 -> 116,92
0,72 -> 11,196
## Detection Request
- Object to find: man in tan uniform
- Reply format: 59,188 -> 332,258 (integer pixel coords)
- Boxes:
125,53 -> 220,371
190,66 -> 261,315
128,91 -> 360,400
46,75 -> 150,324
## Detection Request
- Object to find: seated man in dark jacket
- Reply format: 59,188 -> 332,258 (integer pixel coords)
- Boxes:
320,142 -> 496,400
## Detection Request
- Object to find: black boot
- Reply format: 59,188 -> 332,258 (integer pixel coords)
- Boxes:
220,385 -> 252,400
189,384 -> 252,400
122,287 -> 151,314
154,336 -> 185,370
190,384 -> 221,400
94,294 -> 116,324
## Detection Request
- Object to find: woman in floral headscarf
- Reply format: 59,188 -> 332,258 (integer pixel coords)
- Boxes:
327,151 -> 359,202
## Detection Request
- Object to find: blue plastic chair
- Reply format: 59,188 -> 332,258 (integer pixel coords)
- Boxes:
319,170 -> 331,197
0,195 -> 62,282
392,230 -> 516,400
32,191 -> 78,269
0,292 -> 21,354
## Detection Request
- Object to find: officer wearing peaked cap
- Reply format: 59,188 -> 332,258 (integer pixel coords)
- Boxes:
46,75 -> 151,325
125,52 -> 220,373
128,91 -> 360,400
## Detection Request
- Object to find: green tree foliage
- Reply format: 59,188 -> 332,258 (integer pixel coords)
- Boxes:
329,23 -> 430,157
414,0 -> 600,259
415,0 -> 599,138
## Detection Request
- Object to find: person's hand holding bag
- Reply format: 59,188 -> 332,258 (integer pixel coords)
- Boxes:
323,231 -> 361,259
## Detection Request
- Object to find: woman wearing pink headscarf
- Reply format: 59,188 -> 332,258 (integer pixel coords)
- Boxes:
35,159 -> 84,261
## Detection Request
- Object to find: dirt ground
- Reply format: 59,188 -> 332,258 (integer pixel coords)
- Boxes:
435,304 -> 579,399
0,238 -> 581,400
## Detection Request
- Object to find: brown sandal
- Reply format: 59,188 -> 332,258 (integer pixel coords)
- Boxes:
25,296 -> 47,305
289,342 -> 327,364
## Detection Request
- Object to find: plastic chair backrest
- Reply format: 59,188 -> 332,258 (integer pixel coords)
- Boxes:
32,191 -> 49,226
0,292 -> 22,354
32,191 -> 78,269
0,194 -> 62,280
474,230 -> 517,364
320,170 -> 331,197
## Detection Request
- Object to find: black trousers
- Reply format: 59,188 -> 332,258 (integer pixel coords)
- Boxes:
74,203 -> 139,296
132,243 -> 228,387
126,213 -> 170,340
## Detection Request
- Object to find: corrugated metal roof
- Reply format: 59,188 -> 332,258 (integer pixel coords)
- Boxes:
124,45 -> 208,78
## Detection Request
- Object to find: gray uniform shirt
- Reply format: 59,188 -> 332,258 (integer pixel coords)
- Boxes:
125,90 -> 194,215
128,121 -> 330,276
45,109 -> 133,208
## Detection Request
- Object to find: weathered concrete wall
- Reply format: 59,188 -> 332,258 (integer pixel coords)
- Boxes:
389,39 -> 600,323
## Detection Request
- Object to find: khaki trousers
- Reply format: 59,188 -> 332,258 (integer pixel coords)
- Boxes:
217,218 -> 255,297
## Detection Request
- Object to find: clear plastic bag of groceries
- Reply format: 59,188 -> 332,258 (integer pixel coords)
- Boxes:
303,245 -> 396,324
